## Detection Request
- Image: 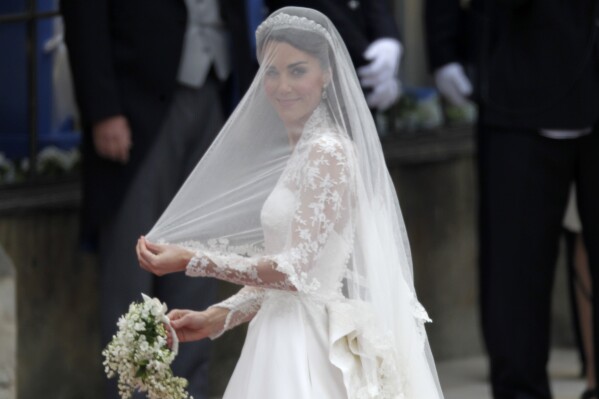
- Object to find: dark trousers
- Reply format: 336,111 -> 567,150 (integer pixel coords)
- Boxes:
478,124 -> 599,399
99,79 -> 224,399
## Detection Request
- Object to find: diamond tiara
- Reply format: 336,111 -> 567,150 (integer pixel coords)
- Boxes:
256,12 -> 333,44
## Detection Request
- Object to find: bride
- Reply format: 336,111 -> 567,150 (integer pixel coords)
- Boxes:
136,7 -> 443,399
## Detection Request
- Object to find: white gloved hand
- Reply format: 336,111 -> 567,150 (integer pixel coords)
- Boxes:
358,38 -> 403,110
366,78 -> 401,111
434,62 -> 473,106
358,38 -> 403,88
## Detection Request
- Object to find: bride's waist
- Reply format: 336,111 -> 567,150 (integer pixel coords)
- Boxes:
263,289 -> 344,305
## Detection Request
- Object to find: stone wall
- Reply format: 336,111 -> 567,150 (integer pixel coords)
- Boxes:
390,156 -> 482,359
0,211 -> 103,399
0,246 -> 16,399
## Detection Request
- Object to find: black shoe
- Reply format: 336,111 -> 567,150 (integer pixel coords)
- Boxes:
582,389 -> 599,399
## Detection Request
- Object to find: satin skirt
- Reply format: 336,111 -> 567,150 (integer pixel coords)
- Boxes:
222,294 -> 348,399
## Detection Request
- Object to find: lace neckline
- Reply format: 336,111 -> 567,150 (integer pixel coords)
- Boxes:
301,104 -> 334,141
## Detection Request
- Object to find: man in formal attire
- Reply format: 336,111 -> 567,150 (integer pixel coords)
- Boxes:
266,0 -> 403,111
60,1 -> 252,397
425,1 -> 599,398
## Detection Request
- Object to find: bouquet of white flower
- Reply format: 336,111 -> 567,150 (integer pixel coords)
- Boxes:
102,294 -> 191,399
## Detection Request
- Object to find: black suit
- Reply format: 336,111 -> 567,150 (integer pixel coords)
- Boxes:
266,0 -> 400,68
426,0 -> 599,126
61,1 -> 252,398
61,0 -> 253,242
481,0 -> 599,129
426,1 -> 599,398
425,0 -> 479,73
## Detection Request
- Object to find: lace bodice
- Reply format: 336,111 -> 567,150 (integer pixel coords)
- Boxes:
185,106 -> 355,336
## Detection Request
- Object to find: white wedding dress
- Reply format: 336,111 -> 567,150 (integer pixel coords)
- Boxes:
149,8 -> 444,398
185,107 -> 402,399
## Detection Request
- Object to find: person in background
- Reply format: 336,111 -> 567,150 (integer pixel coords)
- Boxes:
426,1 -> 599,398
424,0 -> 476,107
60,1 -> 253,398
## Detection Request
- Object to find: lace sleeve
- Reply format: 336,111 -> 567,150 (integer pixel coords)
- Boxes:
207,286 -> 266,339
186,135 -> 351,293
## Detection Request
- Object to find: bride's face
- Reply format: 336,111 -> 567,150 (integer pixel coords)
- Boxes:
262,41 -> 330,129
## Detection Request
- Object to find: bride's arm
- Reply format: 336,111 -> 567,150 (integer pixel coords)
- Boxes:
137,229 -> 293,288
167,307 -> 228,343
207,286 -> 266,338
166,287 -> 266,342
137,136 -> 351,292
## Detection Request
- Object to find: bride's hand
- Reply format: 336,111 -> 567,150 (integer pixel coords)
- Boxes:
136,236 -> 193,276
167,307 -> 229,344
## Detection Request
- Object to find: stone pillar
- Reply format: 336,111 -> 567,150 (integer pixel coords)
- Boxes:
0,245 -> 16,399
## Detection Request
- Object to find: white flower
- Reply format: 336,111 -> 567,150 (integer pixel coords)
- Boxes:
102,294 -> 190,399
36,146 -> 81,173
0,152 -> 16,183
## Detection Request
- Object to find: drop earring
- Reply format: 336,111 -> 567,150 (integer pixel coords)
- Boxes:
322,88 -> 328,100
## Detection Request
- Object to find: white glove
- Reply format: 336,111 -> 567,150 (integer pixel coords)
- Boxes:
434,62 -> 473,106
358,38 -> 403,88
358,38 -> 403,110
366,78 -> 401,111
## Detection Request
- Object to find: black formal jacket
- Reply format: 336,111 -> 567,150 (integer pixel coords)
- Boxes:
61,0 -> 253,245
266,0 -> 400,68
426,0 -> 599,130
425,0 -> 480,73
